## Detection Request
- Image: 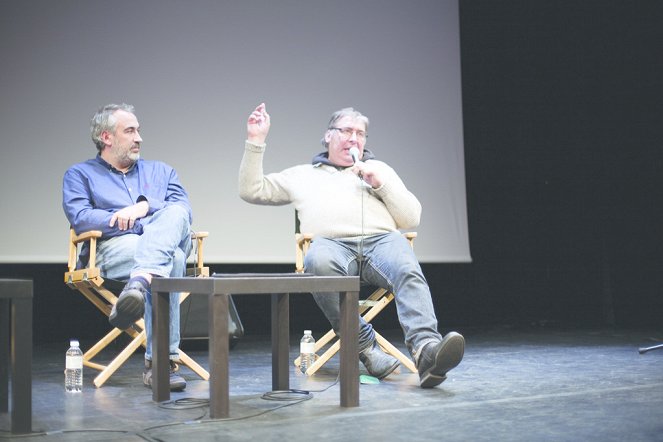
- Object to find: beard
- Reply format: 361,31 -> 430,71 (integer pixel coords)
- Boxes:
112,143 -> 140,169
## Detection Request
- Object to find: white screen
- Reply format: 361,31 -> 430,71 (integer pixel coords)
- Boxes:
0,0 -> 470,263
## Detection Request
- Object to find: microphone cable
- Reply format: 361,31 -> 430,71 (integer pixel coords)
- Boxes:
359,174 -> 365,279
349,146 -> 366,279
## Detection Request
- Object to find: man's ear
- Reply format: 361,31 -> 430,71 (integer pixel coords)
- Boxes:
100,130 -> 113,148
324,130 -> 332,145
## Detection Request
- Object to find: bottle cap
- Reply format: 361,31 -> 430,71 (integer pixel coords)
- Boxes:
304,330 -> 311,334
70,339 -> 79,347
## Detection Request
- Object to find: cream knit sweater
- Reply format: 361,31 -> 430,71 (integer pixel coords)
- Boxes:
239,141 -> 421,239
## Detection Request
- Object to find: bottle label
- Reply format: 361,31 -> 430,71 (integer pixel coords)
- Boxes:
300,342 -> 315,353
66,356 -> 83,369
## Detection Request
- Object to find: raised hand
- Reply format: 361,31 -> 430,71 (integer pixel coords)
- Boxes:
247,103 -> 271,145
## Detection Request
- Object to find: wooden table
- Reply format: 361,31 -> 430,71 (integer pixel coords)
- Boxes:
151,274 -> 360,418
0,279 -> 33,434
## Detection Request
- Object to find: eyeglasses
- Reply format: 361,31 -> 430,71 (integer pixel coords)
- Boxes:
330,127 -> 367,141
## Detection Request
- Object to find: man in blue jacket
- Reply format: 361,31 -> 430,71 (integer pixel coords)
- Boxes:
63,103 -> 192,391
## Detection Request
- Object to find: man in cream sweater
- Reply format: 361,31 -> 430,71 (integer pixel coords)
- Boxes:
239,103 -> 464,388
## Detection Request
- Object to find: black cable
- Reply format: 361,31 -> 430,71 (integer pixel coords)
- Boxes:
180,229 -> 201,333
142,393 -> 309,432
190,229 -> 200,278
261,389 -> 313,401
0,428 -> 142,439
158,397 -> 210,411
0,430 -> 48,439
358,171 -> 366,279
0,379 -> 339,440
142,374 -> 340,435
262,372 -> 340,401
303,372 -> 341,393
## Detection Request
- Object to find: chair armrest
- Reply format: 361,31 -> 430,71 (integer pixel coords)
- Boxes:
71,230 -> 103,244
404,231 -> 417,249
190,231 -> 210,275
295,233 -> 314,273
68,229 -> 103,272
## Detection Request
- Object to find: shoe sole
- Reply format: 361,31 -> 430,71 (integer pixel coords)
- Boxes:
109,292 -> 144,330
420,332 -> 465,388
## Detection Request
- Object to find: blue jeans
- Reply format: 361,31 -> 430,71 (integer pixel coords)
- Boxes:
304,232 -> 443,359
95,204 -> 193,361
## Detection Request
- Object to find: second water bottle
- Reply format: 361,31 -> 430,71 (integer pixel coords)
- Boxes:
299,330 -> 315,374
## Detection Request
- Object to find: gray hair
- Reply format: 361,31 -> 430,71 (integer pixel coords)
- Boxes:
90,103 -> 136,152
321,107 -> 369,148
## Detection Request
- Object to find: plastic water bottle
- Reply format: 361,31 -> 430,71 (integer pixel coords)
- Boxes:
299,330 -> 316,374
65,339 -> 83,392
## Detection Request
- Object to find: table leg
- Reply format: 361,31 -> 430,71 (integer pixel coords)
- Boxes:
12,297 -> 32,433
0,299 -> 8,414
209,293 -> 229,419
152,289 -> 170,403
271,293 -> 290,391
339,290 -> 359,407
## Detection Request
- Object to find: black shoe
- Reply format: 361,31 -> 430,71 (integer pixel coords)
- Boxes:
359,341 -> 400,380
109,280 -> 146,330
143,360 -> 187,392
417,332 -> 465,388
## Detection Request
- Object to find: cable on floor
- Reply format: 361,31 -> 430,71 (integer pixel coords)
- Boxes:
0,428 -> 142,439
261,389 -> 313,401
158,397 -> 209,410
142,374 -> 341,435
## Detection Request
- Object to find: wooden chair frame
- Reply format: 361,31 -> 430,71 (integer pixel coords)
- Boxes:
293,232 -> 418,375
64,229 -> 210,387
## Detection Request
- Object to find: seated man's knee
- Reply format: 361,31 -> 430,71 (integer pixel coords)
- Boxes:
305,245 -> 345,276
162,204 -> 190,228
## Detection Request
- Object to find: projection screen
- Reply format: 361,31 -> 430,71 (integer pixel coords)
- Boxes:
0,0 -> 470,263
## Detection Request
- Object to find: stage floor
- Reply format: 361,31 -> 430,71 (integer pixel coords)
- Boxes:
2,326 -> 663,441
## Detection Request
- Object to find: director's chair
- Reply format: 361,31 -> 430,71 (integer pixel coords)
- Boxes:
64,228 -> 210,387
293,229 -> 418,375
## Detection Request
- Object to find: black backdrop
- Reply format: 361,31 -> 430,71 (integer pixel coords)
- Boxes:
459,0 -> 663,329
3,0 -> 662,345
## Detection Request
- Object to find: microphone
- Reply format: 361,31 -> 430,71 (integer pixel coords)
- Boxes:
349,146 -> 364,181
349,147 -> 360,164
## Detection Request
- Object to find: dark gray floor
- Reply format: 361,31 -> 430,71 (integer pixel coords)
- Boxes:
2,326 -> 663,441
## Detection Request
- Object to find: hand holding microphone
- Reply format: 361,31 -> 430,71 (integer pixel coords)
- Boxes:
349,146 -> 383,188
